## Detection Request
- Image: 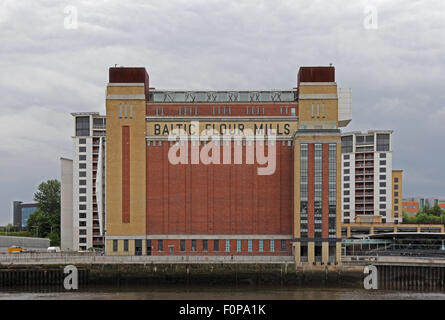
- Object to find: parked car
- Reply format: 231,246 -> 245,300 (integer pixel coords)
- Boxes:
47,246 -> 61,253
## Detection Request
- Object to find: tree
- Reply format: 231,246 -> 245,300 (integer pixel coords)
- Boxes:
429,203 -> 443,217
27,179 -> 61,246
34,179 -> 60,227
26,210 -> 50,237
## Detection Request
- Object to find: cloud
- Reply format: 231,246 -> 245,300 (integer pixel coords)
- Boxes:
0,0 -> 445,224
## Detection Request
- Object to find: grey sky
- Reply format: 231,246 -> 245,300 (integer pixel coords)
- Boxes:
0,0 -> 444,225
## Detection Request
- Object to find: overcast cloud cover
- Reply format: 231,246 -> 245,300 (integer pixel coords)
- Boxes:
0,0 -> 444,224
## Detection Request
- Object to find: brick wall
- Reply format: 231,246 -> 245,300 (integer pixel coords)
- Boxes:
146,141 -> 293,236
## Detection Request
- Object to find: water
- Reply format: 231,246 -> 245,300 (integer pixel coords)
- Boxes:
1,285 -> 445,300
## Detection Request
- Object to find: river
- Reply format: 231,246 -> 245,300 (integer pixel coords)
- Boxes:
1,285 -> 445,300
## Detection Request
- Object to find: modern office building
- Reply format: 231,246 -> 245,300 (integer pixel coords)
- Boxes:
60,113 -> 106,251
340,130 -> 403,224
402,197 -> 445,216
13,201 -> 38,230
86,65 -> 353,264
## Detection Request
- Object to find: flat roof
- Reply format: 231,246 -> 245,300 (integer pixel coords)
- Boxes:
341,130 -> 393,136
367,232 -> 445,240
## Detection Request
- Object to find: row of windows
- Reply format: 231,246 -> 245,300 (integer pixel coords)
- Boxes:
343,175 -> 387,181
311,103 -> 326,118
344,204 -> 389,210
344,196 -> 390,202
343,218 -> 390,223
280,106 -> 296,115
119,103 -> 133,118
151,106 -> 297,116
147,140 -> 293,147
343,153 -> 387,160
343,210 -> 388,217
112,239 -> 288,252
344,182 -> 387,189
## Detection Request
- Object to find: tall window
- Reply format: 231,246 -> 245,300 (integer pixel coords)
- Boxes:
76,116 -> 90,136
180,240 -> 185,252
225,240 -> 230,252
236,240 -> 241,252
376,133 -> 390,151
214,240 -> 219,252
113,240 -> 118,252
329,144 -> 337,238
203,240 -> 208,251
158,240 -> 163,252
341,135 -> 353,153
270,240 -> 275,252
124,239 -> 128,252
300,144 -> 308,238
247,240 -> 253,252
281,240 -> 286,252
314,144 -> 322,238
259,240 -> 264,252
191,240 -> 196,252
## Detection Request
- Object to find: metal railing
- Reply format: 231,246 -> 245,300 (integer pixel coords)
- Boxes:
0,253 -> 295,265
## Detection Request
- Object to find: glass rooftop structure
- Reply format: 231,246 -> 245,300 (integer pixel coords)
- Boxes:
148,90 -> 298,103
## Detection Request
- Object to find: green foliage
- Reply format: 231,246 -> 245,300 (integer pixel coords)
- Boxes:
402,211 -> 416,224
34,179 -> 60,226
0,231 -> 34,237
47,230 -> 60,246
0,224 -> 19,232
26,179 -> 61,246
402,206 -> 445,225
26,209 -> 50,236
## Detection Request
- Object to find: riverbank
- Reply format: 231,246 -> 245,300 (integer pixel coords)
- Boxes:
0,263 -> 365,288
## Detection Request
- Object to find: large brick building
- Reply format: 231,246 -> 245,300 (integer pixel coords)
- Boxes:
60,65 -> 352,263
100,65 -> 352,264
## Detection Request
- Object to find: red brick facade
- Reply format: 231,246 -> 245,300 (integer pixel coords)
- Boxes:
146,142 -> 293,236
122,125 -> 130,223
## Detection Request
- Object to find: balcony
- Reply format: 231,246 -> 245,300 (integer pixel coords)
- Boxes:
356,191 -> 373,196
93,124 -> 106,129
93,238 -> 104,246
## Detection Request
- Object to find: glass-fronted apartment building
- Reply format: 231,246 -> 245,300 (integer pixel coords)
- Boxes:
61,112 -> 106,251
340,130 -> 403,224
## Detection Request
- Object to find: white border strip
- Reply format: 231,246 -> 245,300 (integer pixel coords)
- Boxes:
299,94 -> 337,100
299,82 -> 336,86
146,116 -> 298,121
107,83 -> 145,87
107,94 -> 146,100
